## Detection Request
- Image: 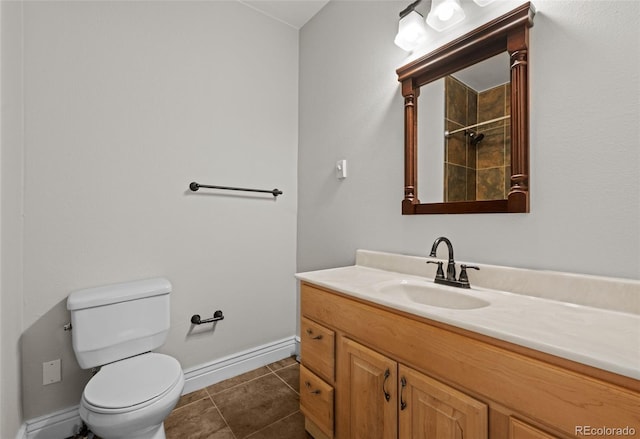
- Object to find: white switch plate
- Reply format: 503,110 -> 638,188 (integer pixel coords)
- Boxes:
336,159 -> 347,179
43,359 -> 61,385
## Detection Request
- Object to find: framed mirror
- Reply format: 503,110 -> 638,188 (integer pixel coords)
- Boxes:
396,3 -> 535,214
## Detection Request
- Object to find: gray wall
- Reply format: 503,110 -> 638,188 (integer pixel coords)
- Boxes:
298,0 -> 640,279
5,0 -> 299,422
1,1 -> 25,436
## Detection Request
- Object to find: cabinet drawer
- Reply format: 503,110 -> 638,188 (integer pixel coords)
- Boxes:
301,316 -> 335,382
300,365 -> 334,438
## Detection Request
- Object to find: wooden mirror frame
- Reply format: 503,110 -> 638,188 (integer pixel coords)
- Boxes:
396,3 -> 535,214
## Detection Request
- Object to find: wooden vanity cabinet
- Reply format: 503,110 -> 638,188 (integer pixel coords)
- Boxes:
300,282 -> 640,439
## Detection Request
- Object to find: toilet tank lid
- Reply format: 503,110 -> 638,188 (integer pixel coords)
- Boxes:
67,278 -> 171,311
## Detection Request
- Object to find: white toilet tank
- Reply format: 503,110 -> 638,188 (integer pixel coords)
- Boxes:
67,278 -> 172,369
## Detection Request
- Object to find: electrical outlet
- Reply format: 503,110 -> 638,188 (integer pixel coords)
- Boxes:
43,359 -> 61,385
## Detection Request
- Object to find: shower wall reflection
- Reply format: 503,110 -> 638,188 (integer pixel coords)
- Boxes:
444,76 -> 511,202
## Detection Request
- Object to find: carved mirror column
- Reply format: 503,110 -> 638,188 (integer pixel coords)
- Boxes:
508,39 -> 530,213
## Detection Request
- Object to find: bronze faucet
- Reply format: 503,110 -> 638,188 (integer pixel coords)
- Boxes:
428,237 -> 479,289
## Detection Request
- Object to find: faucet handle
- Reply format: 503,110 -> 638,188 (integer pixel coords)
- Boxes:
459,264 -> 480,283
427,261 -> 445,280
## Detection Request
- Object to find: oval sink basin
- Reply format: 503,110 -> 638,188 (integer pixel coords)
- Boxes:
373,280 -> 490,310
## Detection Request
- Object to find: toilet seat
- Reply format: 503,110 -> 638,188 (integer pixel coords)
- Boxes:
83,353 -> 182,414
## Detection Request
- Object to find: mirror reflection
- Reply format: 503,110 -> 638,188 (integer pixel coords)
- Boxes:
419,52 -> 511,203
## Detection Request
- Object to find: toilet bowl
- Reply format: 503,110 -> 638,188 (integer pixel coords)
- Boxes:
67,278 -> 184,439
79,353 -> 184,439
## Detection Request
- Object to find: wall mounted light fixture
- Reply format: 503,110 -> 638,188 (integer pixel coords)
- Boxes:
393,0 -> 428,51
426,0 -> 465,31
394,0 -> 496,51
472,0 -> 496,6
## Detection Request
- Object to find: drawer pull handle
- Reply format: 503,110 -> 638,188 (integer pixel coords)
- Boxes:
383,368 -> 391,402
305,328 -> 323,340
305,381 -> 321,395
400,376 -> 407,410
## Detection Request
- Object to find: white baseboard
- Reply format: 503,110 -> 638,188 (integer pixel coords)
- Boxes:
18,335 -> 300,439
182,335 -> 298,394
21,405 -> 82,439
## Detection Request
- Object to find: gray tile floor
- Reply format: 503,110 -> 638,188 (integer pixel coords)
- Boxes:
165,357 -> 310,439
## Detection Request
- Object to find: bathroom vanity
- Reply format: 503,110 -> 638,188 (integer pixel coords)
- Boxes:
296,251 -> 640,439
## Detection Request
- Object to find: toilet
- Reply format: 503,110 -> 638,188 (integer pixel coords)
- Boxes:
67,278 -> 185,439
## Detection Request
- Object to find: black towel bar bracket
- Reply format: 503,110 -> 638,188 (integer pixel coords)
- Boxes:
189,182 -> 282,197
191,310 -> 224,325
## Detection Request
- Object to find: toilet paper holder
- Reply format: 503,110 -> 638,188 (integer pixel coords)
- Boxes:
191,310 -> 224,325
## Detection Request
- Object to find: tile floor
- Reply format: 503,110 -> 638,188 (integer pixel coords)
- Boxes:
164,357 -> 311,439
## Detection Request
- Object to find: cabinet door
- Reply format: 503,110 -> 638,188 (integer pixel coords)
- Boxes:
509,418 -> 559,439
399,365 -> 487,439
339,338 -> 398,439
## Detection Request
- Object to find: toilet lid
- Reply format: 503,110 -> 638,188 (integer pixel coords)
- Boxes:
84,353 -> 182,410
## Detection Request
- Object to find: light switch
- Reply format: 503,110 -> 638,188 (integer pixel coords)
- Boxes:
336,159 -> 347,179
43,359 -> 61,385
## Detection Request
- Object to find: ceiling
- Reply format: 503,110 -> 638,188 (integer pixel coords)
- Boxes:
239,0 -> 331,29
452,52 -> 511,92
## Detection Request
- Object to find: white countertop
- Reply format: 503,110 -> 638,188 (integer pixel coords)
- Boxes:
296,263 -> 640,380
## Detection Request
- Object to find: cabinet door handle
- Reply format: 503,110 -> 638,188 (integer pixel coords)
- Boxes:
305,328 -> 323,340
400,376 -> 407,410
304,381 -> 321,395
382,368 -> 391,402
